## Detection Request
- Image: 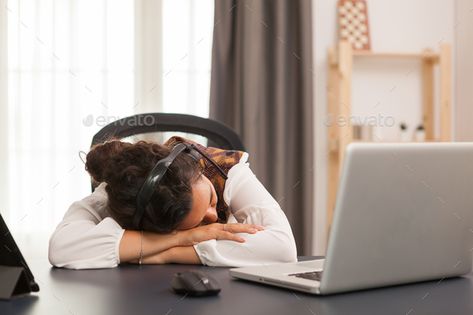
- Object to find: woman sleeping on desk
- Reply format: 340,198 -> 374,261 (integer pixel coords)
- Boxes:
48,136 -> 297,269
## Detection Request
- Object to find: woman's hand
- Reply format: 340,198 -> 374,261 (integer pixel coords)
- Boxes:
177,223 -> 264,246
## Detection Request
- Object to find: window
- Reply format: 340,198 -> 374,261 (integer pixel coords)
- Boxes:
162,0 -> 214,117
3,0 -> 214,234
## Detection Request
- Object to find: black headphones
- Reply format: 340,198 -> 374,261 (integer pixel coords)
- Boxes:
133,142 -> 228,229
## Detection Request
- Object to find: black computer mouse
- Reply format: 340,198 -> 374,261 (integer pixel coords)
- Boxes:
171,270 -> 221,297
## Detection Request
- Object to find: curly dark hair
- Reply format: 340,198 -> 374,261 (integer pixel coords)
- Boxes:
85,140 -> 202,233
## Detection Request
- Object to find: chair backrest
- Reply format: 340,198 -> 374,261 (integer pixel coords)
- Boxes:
89,113 -> 245,191
91,113 -> 245,151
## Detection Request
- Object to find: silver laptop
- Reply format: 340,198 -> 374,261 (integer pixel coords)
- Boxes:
230,143 -> 473,295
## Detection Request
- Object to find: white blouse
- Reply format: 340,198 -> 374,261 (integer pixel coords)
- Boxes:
48,153 -> 297,269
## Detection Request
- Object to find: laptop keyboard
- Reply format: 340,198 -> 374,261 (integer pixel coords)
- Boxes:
288,271 -> 323,281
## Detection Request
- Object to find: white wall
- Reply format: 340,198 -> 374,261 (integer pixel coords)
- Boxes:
455,0 -> 473,141
313,0 -> 455,254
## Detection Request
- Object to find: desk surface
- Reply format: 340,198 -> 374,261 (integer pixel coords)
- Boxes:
1,257 -> 473,315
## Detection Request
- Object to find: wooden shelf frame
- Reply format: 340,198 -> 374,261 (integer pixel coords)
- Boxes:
326,41 -> 452,235
353,50 -> 440,61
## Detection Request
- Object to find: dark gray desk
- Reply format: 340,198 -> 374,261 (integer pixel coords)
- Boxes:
1,257 -> 473,315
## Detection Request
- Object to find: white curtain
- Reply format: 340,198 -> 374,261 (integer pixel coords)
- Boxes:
4,0 -> 135,234
0,0 -> 8,227
1,0 -> 214,235
162,0 -> 214,117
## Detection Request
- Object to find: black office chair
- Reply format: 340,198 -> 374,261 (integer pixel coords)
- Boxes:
89,113 -> 246,191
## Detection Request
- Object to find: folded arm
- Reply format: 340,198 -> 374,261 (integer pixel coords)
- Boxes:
48,184 -> 184,269
190,158 -> 298,267
48,184 -> 261,269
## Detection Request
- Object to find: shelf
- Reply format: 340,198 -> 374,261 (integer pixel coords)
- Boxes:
351,140 -> 439,143
326,41 -> 452,240
353,50 -> 439,61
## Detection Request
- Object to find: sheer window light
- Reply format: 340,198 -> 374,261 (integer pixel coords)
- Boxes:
4,0 -> 214,233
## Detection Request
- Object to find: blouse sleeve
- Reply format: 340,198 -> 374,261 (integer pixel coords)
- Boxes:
48,183 -> 125,269
193,153 -> 298,266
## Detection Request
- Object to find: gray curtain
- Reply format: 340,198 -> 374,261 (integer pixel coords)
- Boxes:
209,0 -> 314,254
